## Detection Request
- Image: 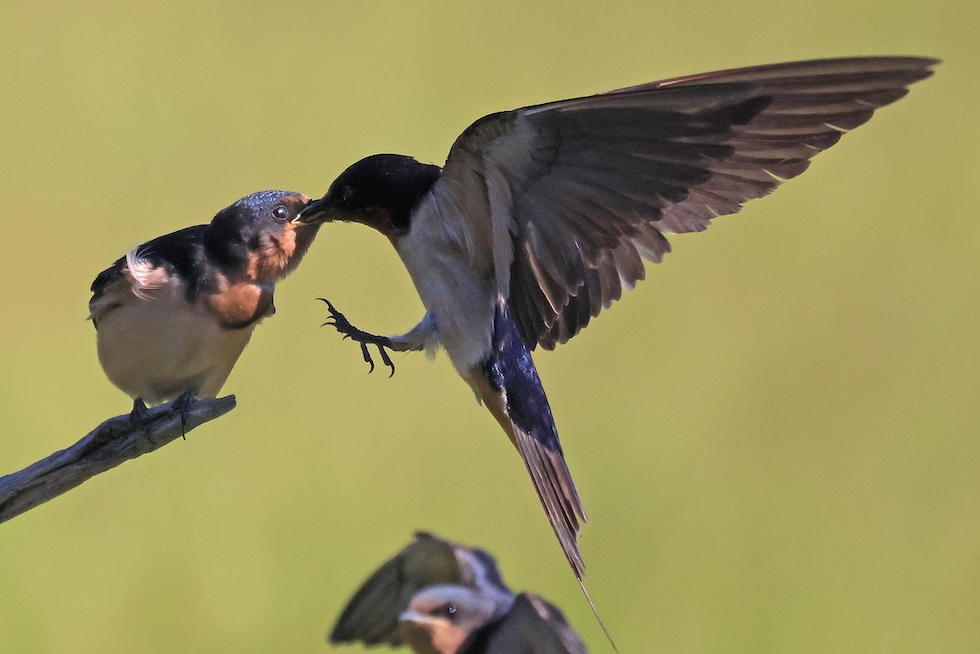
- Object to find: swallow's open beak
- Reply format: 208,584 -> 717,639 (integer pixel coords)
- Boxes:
294,197 -> 329,224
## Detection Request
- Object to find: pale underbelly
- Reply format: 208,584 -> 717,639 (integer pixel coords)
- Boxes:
96,293 -> 256,405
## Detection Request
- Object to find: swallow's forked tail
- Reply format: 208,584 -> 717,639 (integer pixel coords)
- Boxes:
470,296 -> 616,649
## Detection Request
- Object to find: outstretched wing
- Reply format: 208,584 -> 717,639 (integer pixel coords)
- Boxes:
434,56 -> 937,349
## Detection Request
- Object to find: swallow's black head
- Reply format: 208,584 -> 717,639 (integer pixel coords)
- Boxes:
299,154 -> 441,234
205,190 -> 317,279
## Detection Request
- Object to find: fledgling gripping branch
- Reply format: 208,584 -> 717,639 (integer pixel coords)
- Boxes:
298,56 -> 937,622
330,531 -> 588,654
89,191 -> 319,412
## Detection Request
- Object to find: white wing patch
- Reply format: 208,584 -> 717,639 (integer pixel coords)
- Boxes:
125,248 -> 170,301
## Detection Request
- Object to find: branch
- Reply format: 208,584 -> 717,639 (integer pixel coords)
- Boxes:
0,395 -> 236,524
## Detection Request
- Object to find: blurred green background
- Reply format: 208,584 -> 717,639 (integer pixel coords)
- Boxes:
1,1 -> 976,652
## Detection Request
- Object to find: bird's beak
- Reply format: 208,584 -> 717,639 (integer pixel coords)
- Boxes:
293,197 -> 330,225
398,609 -> 438,627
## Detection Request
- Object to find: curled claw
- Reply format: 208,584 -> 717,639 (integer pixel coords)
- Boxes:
170,389 -> 197,439
316,298 -> 397,377
375,344 -> 395,378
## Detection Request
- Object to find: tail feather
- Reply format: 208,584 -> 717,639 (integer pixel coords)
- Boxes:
512,426 -> 586,577
473,297 -> 588,572
511,436 -> 616,648
468,296 -> 616,646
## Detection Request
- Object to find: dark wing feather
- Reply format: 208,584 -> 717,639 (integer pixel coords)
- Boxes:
87,258 -> 128,327
442,56 -> 937,349
461,593 -> 588,654
89,258 -> 126,303
330,532 -> 461,646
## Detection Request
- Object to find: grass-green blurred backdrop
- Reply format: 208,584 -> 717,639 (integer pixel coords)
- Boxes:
1,2 -> 976,652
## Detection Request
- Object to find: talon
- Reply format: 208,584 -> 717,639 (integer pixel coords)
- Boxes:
170,390 -> 197,439
377,346 -> 395,377
316,297 -> 396,377
359,342 -> 376,374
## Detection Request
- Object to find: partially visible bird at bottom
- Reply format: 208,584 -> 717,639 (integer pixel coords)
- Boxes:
330,531 -> 588,654
88,190 -> 319,418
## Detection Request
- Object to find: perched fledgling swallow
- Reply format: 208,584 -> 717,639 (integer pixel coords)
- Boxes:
298,56 -> 937,622
330,531 -> 587,654
89,190 -> 318,410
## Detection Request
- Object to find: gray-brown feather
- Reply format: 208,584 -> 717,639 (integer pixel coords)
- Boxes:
436,57 -> 937,349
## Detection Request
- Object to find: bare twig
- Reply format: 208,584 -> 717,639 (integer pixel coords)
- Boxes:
0,395 -> 236,524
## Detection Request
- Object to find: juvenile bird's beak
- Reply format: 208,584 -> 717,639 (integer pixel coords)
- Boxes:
294,197 -> 329,224
398,608 -> 434,626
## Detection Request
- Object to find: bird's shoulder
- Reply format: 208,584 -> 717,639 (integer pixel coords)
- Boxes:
88,225 -> 209,322
461,592 -> 587,654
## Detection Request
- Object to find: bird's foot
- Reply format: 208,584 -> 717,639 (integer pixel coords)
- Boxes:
170,390 -> 197,439
317,298 -> 396,377
129,398 -> 150,426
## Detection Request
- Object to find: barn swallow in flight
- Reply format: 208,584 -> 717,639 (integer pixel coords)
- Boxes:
298,56 -> 937,622
89,190 -> 318,414
330,531 -> 588,654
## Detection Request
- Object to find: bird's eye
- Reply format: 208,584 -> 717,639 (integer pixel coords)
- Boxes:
272,205 -> 289,221
433,603 -> 457,621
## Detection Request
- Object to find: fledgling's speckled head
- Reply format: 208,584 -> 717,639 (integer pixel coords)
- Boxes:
205,189 -> 317,281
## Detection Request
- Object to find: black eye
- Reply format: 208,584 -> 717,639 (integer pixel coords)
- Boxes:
433,603 -> 457,621
272,205 -> 289,221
